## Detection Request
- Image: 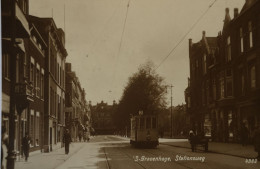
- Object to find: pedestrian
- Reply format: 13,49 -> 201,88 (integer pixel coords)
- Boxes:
241,123 -> 249,146
1,126 -> 8,169
22,133 -> 30,162
189,130 -> 196,152
79,132 -> 82,142
253,126 -> 260,161
63,129 -> 72,154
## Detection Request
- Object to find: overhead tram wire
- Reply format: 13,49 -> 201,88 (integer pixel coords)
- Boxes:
110,0 -> 131,93
89,0 -> 123,55
155,0 -> 218,70
116,0 -> 131,59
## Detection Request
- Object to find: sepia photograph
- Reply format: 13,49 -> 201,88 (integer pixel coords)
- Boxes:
1,0 -> 260,169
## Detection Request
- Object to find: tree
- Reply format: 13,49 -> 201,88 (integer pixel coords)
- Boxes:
115,61 -> 167,129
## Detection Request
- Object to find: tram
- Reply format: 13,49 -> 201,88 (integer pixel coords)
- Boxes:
130,114 -> 159,148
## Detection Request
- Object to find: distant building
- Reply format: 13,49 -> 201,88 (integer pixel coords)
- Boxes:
65,63 -> 91,141
91,101 -> 117,135
186,0 -> 260,142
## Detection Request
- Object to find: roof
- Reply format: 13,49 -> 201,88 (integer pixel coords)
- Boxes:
240,0 -> 258,13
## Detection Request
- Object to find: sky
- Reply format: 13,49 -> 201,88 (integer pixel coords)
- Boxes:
29,0 -> 245,106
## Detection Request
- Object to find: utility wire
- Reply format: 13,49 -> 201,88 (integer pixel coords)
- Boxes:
155,0 -> 218,70
116,0 -> 131,59
89,0 -> 123,55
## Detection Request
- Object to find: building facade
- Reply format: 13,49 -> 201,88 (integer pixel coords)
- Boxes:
186,0 -> 260,142
28,16 -> 67,152
91,101 -> 117,135
65,63 -> 91,141
2,0 -> 33,155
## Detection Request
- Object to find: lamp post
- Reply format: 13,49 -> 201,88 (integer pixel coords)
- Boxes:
7,0 -> 17,168
166,85 -> 173,138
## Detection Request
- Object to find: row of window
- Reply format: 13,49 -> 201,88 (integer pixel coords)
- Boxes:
30,57 -> 44,99
29,110 -> 41,147
200,64 -> 257,105
132,117 -> 157,130
226,20 -> 255,62
49,88 -> 65,121
50,49 -> 65,88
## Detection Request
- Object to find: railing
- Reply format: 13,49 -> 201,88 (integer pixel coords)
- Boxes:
15,82 -> 34,102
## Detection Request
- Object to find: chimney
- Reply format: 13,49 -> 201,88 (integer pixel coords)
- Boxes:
234,8 -> 239,18
202,31 -> 206,38
189,39 -> 192,47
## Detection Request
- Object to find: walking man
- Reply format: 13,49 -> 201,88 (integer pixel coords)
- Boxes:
63,129 -> 72,154
22,133 -> 30,161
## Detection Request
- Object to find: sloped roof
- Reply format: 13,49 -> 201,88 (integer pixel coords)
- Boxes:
240,0 -> 258,13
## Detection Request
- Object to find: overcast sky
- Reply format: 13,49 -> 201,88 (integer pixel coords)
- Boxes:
30,0 -> 245,106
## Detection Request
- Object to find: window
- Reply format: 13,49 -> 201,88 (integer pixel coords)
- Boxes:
30,58 -> 34,84
59,66 -> 62,87
3,53 -> 10,79
41,71 -> 44,99
36,65 -> 40,97
226,79 -> 233,97
248,21 -> 253,48
35,112 -> 40,146
206,80 -> 209,104
250,65 -> 256,88
23,54 -> 27,78
226,36 -> 231,61
213,79 -> 216,100
220,78 -> 225,99
241,73 -> 245,94
30,110 -> 35,147
146,117 -> 151,129
240,28 -> 244,53
16,55 -> 20,83
203,53 -> 207,74
57,63 -> 59,83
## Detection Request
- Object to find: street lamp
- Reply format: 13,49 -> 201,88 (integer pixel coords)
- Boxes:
165,85 -> 173,138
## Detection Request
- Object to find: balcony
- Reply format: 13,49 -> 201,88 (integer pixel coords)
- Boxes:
15,82 -> 34,102
2,1 -> 30,38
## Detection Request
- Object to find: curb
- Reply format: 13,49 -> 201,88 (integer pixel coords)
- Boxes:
160,142 -> 257,159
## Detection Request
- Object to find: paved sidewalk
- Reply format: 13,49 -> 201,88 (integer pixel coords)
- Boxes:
15,142 -> 85,169
159,138 -> 258,159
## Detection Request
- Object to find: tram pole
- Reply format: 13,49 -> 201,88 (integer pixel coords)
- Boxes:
170,85 -> 173,138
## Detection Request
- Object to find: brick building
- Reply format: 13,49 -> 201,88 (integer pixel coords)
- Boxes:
28,16 -> 68,152
65,63 -> 90,141
91,101 -> 117,135
186,0 -> 260,142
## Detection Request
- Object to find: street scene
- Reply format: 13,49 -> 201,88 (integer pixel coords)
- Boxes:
14,135 -> 260,169
1,0 -> 260,169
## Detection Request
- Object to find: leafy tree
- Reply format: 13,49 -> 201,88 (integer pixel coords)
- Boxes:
115,61 -> 167,129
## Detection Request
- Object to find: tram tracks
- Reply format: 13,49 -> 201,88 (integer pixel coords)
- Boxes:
103,143 -> 196,169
